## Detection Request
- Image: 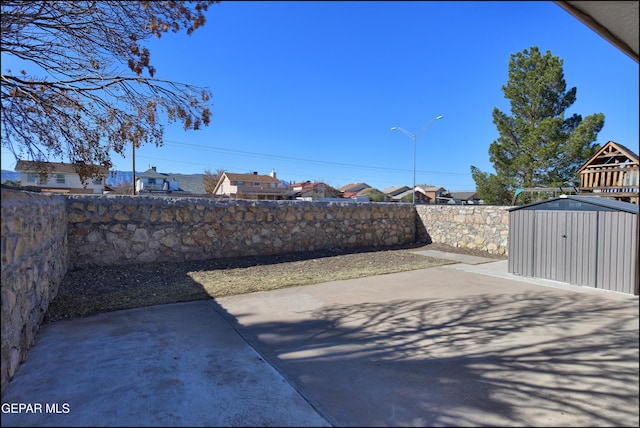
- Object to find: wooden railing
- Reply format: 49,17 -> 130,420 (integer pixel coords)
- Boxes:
579,164 -> 639,204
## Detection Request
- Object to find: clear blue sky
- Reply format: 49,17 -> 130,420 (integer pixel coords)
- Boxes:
2,1 -> 638,192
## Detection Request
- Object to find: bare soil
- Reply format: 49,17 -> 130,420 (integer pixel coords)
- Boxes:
44,243 -> 505,323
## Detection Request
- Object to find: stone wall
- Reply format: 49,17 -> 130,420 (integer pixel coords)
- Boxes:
1,188 -> 68,397
415,204 -> 510,255
1,191 -> 512,397
66,196 -> 417,269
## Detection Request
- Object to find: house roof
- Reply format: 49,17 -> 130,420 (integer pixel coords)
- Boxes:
416,185 -> 446,192
339,182 -> 371,193
167,174 -> 205,194
342,190 -> 373,199
292,181 -> 323,190
554,1 -> 638,63
136,167 -> 206,194
509,195 -> 639,214
138,168 -> 169,179
383,185 -> 410,196
577,141 -> 639,172
393,189 -> 415,200
223,172 -> 280,183
213,171 -> 288,196
291,181 -> 337,197
15,160 -> 109,176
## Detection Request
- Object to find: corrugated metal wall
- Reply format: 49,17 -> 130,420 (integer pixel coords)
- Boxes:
566,212 -> 599,287
508,210 -> 535,276
596,211 -> 638,294
509,209 -> 638,295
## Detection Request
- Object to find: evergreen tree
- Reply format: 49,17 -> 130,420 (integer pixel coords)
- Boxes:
472,46 -> 604,204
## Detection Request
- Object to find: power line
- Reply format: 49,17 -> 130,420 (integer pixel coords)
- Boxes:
160,139 -> 470,176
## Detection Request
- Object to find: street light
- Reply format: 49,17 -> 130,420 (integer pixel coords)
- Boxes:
391,115 -> 444,205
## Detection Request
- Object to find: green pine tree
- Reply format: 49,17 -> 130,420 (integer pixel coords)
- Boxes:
472,46 -> 604,205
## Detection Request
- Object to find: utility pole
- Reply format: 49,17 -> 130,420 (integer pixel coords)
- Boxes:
131,141 -> 136,195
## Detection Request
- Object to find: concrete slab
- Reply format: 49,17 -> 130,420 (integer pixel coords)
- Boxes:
411,249 -> 497,265
0,301 -> 329,427
215,264 -> 639,427
445,260 -> 640,299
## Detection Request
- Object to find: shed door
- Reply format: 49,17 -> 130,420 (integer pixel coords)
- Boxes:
533,211 -> 598,286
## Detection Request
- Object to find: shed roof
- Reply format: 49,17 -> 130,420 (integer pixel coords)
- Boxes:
508,195 -> 639,214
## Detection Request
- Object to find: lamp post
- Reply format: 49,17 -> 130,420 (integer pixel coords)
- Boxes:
391,115 -> 444,204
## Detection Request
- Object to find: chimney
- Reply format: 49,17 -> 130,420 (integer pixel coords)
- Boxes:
151,166 -> 157,171
270,169 -> 277,178
253,171 -> 258,175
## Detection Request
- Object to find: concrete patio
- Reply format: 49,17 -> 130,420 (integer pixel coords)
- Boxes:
2,255 -> 638,427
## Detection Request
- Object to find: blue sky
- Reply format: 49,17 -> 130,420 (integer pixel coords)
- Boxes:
2,1 -> 638,192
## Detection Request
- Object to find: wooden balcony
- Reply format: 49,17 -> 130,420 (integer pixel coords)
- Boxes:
579,164 -> 639,204
576,141 -> 639,205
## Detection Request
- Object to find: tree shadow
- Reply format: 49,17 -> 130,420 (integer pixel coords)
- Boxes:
212,291 -> 639,427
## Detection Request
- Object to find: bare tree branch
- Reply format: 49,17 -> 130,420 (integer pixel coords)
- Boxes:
1,0 -> 216,182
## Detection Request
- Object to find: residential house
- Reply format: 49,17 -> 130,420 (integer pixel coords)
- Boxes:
339,182 -> 371,199
136,167 -> 175,194
213,170 -> 291,200
382,185 -> 412,202
165,173 -> 207,195
15,160 -> 108,194
449,192 -> 481,205
414,185 -> 451,204
134,166 -> 207,195
291,181 -> 342,199
577,141 -> 639,204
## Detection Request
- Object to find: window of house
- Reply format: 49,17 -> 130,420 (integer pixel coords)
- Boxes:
56,174 -> 65,184
253,182 -> 260,186
148,178 -> 156,185
93,177 -> 103,185
237,181 -> 244,186
26,173 -> 38,183
270,183 -> 276,188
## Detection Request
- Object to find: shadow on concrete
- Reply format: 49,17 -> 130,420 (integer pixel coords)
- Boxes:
213,291 -> 639,427
2,299 -> 331,427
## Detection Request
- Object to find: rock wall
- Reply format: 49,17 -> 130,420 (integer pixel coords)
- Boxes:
1,189 -> 68,397
1,190 -> 512,397
415,205 -> 510,255
66,196 -> 417,269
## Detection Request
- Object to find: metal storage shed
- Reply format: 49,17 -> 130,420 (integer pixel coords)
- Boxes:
508,195 -> 639,295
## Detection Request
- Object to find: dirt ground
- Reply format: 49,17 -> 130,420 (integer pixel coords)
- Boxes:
44,242 -> 506,323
